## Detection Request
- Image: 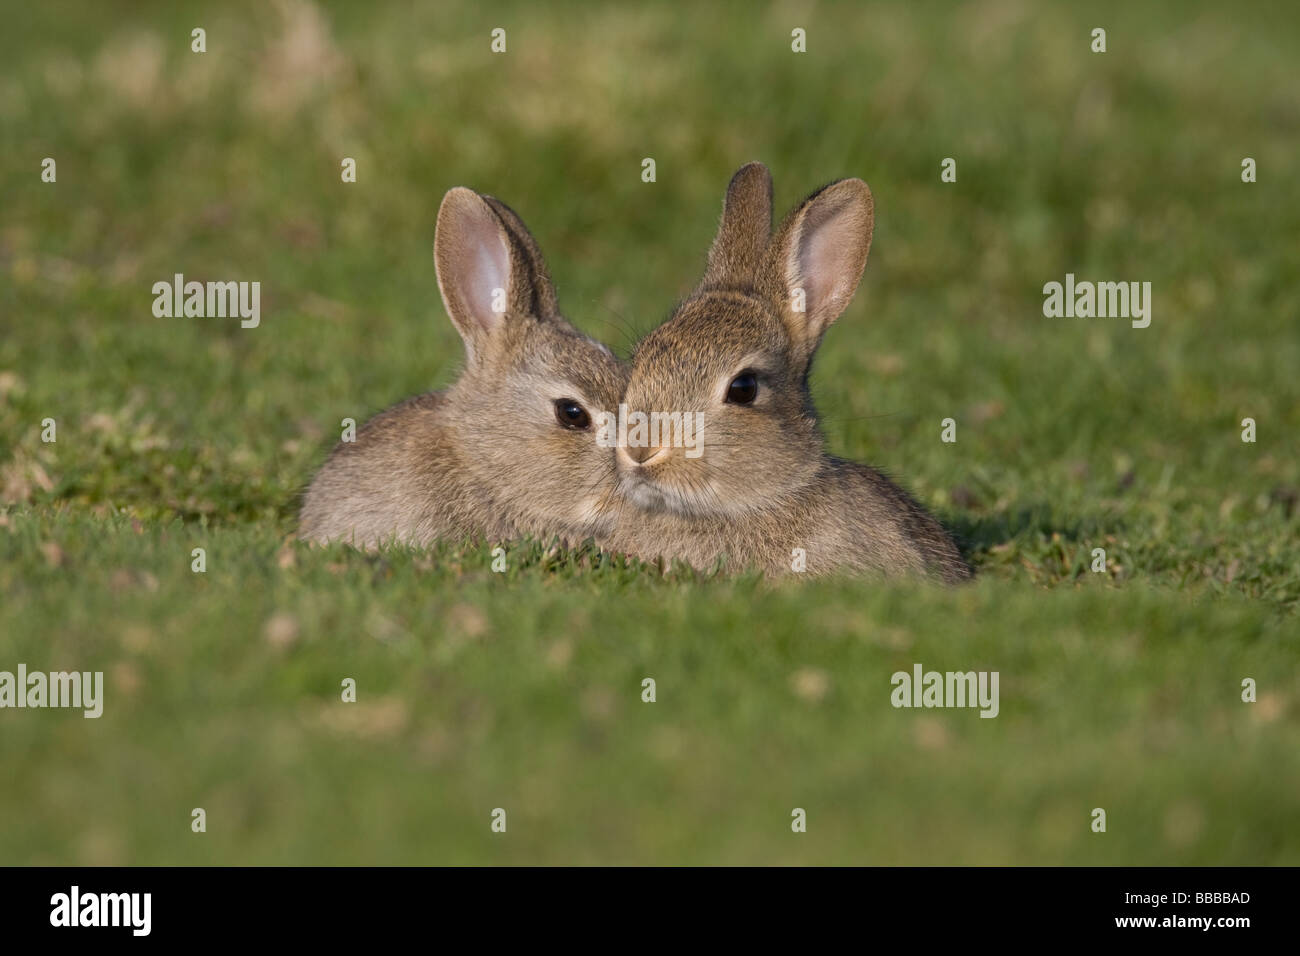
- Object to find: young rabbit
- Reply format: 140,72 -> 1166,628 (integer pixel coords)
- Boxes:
298,187 -> 628,550
598,162 -> 972,582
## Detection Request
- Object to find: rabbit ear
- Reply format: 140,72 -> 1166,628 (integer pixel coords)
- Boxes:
765,178 -> 874,360
698,162 -> 773,292
480,195 -> 562,321
434,187 -> 562,362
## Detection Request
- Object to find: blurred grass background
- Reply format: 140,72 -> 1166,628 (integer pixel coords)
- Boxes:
0,0 -> 1297,864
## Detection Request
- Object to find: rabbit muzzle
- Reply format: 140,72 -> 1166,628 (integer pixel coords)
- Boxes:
618,443 -> 670,467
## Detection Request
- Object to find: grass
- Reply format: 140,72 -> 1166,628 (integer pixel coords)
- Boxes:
1,0 -> 1297,864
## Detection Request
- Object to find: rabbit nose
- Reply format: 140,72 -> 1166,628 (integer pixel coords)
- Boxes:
621,443 -> 668,466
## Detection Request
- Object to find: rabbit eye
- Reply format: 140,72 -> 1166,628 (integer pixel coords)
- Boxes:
554,398 -> 592,430
726,372 -> 758,405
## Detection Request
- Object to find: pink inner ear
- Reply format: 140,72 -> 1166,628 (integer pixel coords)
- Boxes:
797,206 -> 853,322
463,215 -> 511,331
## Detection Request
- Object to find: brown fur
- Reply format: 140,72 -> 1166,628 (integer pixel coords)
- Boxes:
597,163 -> 971,583
299,170 -> 969,584
298,188 -> 627,549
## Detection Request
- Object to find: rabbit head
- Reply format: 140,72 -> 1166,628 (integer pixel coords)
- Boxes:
434,187 -> 628,539
614,162 -> 873,519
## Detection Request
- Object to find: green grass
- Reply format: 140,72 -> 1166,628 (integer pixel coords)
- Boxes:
1,0 -> 1297,864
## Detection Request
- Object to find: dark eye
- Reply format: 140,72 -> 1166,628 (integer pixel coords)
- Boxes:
554,398 -> 591,430
726,372 -> 758,405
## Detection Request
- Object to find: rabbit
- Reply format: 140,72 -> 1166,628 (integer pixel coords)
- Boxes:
596,162 -> 972,583
298,186 -> 628,551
